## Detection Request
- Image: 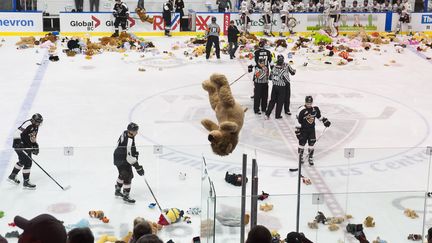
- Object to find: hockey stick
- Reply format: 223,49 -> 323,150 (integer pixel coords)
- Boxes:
23,152 -> 71,191
229,71 -> 249,86
143,176 -> 170,223
289,127 -> 328,172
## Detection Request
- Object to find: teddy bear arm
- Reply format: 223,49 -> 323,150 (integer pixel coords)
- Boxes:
220,121 -> 238,133
216,85 -> 236,108
201,119 -> 219,131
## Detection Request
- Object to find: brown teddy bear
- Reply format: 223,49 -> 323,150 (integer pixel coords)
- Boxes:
363,216 -> 375,227
16,36 -> 36,47
135,8 -> 154,24
202,74 -> 247,156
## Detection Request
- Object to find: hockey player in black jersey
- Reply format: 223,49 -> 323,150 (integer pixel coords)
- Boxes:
112,0 -> 129,37
113,122 -> 144,204
163,0 -> 174,36
8,113 -> 43,189
254,40 -> 272,69
295,96 -> 331,166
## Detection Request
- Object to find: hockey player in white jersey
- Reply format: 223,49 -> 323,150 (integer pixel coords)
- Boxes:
294,0 -> 306,12
327,0 -> 340,37
279,0 -> 294,36
240,0 -> 252,33
262,0 -> 272,36
396,0 -> 412,33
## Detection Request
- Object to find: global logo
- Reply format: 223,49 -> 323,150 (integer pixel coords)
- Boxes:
70,15 -> 101,30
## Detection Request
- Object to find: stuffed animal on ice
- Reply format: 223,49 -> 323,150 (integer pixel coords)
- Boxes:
201,74 -> 247,156
158,208 -> 184,225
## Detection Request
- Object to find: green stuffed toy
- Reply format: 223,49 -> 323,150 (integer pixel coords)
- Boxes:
313,33 -> 332,45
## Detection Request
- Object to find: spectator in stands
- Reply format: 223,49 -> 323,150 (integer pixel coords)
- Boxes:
14,214 -> 67,243
285,232 -> 313,243
136,234 -> 163,243
362,0 -> 371,12
67,227 -> 94,243
0,234 -> 6,243
217,0 -> 232,12
341,0 -> 349,12
245,225 -> 272,243
316,0 -> 326,12
307,1 -> 317,12
372,0 -> 381,11
130,221 -> 152,243
90,0 -> 100,12
429,0 -> 432,11
175,0 -> 185,18
381,0 -> 392,11
428,227 -> 432,243
393,0 -> 401,12
75,0 -> 84,12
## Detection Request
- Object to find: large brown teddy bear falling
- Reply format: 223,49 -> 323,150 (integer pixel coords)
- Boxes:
202,74 -> 247,156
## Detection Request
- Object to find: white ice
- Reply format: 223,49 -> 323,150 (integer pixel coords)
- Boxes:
0,35 -> 432,243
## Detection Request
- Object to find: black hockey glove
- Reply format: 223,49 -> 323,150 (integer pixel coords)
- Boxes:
322,117 -> 331,127
248,64 -> 253,73
133,163 -> 145,176
113,11 -> 119,17
32,143 -> 39,155
295,127 -> 301,139
132,150 -> 139,159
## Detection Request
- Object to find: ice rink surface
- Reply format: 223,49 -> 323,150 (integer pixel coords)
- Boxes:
0,35 -> 432,242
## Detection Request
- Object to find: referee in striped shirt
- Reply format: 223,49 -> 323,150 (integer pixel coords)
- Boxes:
253,59 -> 269,114
265,54 -> 296,119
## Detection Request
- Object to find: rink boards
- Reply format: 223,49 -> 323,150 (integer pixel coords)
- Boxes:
0,11 -> 432,35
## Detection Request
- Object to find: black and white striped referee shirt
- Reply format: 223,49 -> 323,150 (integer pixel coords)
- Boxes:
270,63 -> 296,86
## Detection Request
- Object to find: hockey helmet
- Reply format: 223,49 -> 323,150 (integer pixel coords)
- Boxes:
127,122 -> 139,132
276,54 -> 284,65
31,113 -> 43,124
305,96 -> 313,104
211,16 -> 217,23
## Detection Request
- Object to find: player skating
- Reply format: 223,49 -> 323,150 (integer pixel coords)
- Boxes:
240,0 -> 253,33
113,122 -> 144,204
112,0 -> 129,37
295,96 -> 331,166
326,0 -> 340,37
8,114 -> 43,189
262,0 -> 272,36
163,0 -> 174,36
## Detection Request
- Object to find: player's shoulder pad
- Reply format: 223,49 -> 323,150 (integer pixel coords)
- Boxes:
297,105 -> 306,114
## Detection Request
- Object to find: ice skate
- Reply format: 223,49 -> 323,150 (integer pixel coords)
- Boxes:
8,174 -> 20,185
23,180 -> 36,190
115,185 -> 124,198
308,157 -> 314,166
123,192 -> 136,204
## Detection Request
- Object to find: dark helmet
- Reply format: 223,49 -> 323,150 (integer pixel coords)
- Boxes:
127,122 -> 139,132
31,113 -> 43,123
259,39 -> 266,48
305,96 -> 313,103
211,16 -> 217,23
276,54 -> 284,65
